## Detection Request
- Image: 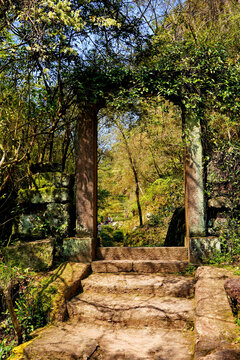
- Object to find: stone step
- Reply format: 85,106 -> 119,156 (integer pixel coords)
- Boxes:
23,321 -> 194,360
67,292 -> 194,330
96,246 -> 188,261
91,259 -> 189,273
82,273 -> 195,298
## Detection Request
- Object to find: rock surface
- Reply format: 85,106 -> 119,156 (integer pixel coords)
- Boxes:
62,237 -> 93,262
3,239 -> 54,271
49,262 -> 91,322
9,265 -> 240,360
224,278 -> 240,318
194,266 -> 240,359
11,272 -> 195,360
92,259 -> 189,273
96,246 -> 188,261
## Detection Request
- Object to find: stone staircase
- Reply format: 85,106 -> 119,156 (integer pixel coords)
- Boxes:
14,254 -> 240,360
65,272 -> 195,359
92,246 -> 189,273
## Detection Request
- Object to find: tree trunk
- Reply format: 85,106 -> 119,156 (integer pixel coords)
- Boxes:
118,125 -> 143,227
4,286 -> 23,345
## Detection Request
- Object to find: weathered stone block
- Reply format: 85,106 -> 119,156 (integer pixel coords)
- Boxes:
18,187 -> 72,204
49,262 -> 91,322
13,204 -> 72,238
208,213 -> 228,236
3,239 -> 54,271
224,278 -> 240,318
62,237 -> 93,262
32,172 -> 73,189
208,196 -> 233,209
190,237 -> 221,264
46,203 -> 72,236
13,214 -> 44,238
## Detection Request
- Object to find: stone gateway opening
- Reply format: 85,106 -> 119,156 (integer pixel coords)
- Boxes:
75,102 -> 212,265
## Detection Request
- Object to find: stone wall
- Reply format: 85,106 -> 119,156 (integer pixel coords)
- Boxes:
207,149 -> 240,237
4,170 -> 75,270
13,171 -> 74,241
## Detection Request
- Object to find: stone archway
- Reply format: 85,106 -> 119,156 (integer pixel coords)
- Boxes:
75,105 -> 208,263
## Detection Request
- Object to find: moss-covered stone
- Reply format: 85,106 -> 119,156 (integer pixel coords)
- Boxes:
18,187 -> 71,204
32,172 -> 73,189
13,214 -> 45,238
49,262 -> 90,322
208,196 -> 233,209
190,237 -> 221,264
3,239 -> 54,271
62,237 -> 93,262
7,340 -> 33,360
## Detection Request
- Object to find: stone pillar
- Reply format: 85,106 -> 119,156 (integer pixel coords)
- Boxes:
184,110 -> 206,238
75,106 -> 98,243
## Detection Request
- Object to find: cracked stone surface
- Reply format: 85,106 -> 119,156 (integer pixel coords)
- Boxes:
81,273 -> 195,297
195,267 -> 240,359
10,265 -> 240,360
22,322 -> 193,360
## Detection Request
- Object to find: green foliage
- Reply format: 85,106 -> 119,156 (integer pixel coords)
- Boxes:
0,338 -> 15,360
123,225 -> 164,247
0,263 -> 57,350
99,225 -> 124,247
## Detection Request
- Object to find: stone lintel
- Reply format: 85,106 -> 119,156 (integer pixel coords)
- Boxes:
190,237 -> 220,264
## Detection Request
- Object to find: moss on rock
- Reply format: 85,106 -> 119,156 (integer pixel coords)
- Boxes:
3,239 -> 54,271
32,172 -> 72,189
18,187 -> 71,204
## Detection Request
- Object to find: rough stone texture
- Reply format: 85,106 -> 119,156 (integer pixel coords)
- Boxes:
208,213 -> 229,236
208,197 -> 233,210
190,237 -> 221,264
96,246 -> 188,261
81,273 -> 195,298
48,262 -> 91,322
164,207 -> 186,247
195,266 -> 240,359
14,214 -> 45,238
12,322 -> 194,360
92,260 -> 189,273
32,172 -> 73,189
18,187 -> 71,204
13,171 -> 74,240
46,203 -> 72,237
62,237 -> 93,262
75,107 -> 98,239
3,239 -> 53,271
198,347 -> 240,360
11,270 -> 195,360
224,278 -> 240,318
13,204 -> 72,239
185,111 -> 206,237
206,149 -> 240,238
67,293 -> 194,329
